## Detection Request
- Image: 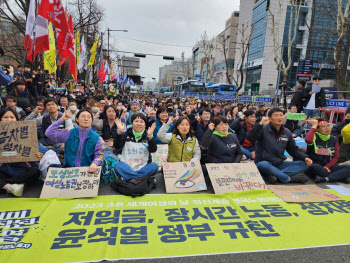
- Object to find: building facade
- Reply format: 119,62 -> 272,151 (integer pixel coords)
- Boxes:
213,11 -> 239,84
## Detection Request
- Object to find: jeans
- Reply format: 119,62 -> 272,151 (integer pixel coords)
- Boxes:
38,144 -> 63,155
0,167 -> 40,188
256,161 -> 307,184
241,146 -> 255,160
114,162 -> 158,180
293,128 -> 304,137
304,109 -> 319,119
305,164 -> 350,182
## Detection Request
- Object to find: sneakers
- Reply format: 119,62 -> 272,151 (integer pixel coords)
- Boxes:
314,176 -> 327,183
266,175 -> 278,184
7,184 -> 24,197
290,173 -> 309,184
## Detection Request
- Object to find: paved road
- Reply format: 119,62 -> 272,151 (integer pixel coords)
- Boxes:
1,173 -> 349,263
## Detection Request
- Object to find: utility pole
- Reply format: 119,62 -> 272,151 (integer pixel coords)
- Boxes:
107,28 -> 128,59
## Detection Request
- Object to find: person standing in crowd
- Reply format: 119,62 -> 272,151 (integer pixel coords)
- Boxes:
45,109 -> 104,172
290,79 -> 306,113
183,105 -> 196,122
304,119 -> 350,183
158,116 -> 201,162
59,96 -> 69,113
247,108 -> 313,184
201,116 -> 243,163
0,108 -> 42,197
230,109 -> 257,160
113,113 -> 158,179
227,106 -> 240,125
285,105 -> 305,138
25,98 -> 74,154
211,103 -> 223,120
255,104 -> 266,122
4,95 -> 27,120
8,80 -> 36,115
303,75 -> 326,118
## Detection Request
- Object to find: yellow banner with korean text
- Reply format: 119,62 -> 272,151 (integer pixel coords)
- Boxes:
1,190 -> 350,263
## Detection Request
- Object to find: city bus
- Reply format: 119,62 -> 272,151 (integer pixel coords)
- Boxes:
176,80 -> 206,98
206,83 -> 236,100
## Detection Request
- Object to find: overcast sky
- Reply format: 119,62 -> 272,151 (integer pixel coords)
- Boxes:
102,0 -> 240,82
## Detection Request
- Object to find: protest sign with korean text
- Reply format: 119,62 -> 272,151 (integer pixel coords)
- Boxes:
206,163 -> 266,194
40,167 -> 101,198
268,185 -> 343,203
151,144 -> 168,166
1,190 -> 350,262
163,161 -> 207,193
0,121 -> 39,163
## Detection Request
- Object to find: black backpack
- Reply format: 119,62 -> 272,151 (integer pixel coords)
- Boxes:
110,175 -> 156,197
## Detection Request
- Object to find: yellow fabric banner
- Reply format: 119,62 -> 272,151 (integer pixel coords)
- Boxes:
75,29 -> 80,67
43,22 -> 57,74
88,36 -> 98,66
1,189 -> 350,263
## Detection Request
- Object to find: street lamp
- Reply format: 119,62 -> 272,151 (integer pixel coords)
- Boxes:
107,28 -> 128,58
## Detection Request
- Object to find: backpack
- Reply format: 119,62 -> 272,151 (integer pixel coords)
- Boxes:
110,175 -> 156,197
101,151 -> 119,183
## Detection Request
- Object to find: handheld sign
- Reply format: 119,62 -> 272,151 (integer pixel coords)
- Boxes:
286,113 -> 306,121
40,167 -> 101,198
151,144 -> 168,167
206,163 -> 266,194
268,185 -> 343,203
0,121 -> 39,163
163,161 -> 207,193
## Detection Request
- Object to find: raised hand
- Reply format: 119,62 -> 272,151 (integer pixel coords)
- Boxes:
61,108 -> 71,121
167,116 -> 174,125
260,116 -> 268,125
115,118 -> 126,132
208,123 -> 215,131
147,123 -> 156,138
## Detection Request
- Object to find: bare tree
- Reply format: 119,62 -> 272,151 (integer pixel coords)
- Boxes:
269,0 -> 302,83
199,31 -> 215,83
231,23 -> 253,92
334,0 -> 350,97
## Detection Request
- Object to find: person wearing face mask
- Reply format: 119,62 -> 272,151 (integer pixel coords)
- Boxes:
304,119 -> 350,183
68,100 -> 79,126
113,113 -> 158,179
157,116 -> 201,162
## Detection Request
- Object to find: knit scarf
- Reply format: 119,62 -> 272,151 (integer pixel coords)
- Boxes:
15,87 -> 28,97
213,130 -> 231,138
133,129 -> 144,142
313,132 -> 330,153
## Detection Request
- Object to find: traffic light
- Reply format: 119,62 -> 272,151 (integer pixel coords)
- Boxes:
134,53 -> 146,58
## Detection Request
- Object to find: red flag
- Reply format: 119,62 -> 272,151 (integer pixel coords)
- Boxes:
68,16 -> 77,81
38,0 -> 73,58
98,59 -> 105,84
58,55 -> 68,67
25,0 -> 49,62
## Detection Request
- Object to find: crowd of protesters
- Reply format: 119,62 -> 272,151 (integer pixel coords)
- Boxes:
1,60 -> 350,197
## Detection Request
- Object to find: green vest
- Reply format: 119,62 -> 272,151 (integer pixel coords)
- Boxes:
168,134 -> 196,162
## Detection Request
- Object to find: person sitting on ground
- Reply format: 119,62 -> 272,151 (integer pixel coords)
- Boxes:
59,96 -> 69,113
284,105 -> 305,138
25,98 -> 74,154
158,116 -> 201,162
148,107 -> 174,145
304,118 -> 350,183
227,106 -> 240,125
45,109 -> 104,172
191,108 -> 211,144
339,122 -> 350,164
230,109 -> 257,160
67,100 -> 79,126
201,116 -> 243,163
247,108 -> 313,184
331,107 -> 350,145
92,105 -> 119,148
8,80 -> 36,115
255,104 -> 266,122
183,105 -> 196,122
4,95 -> 26,120
126,101 -> 143,126
0,108 -> 42,197
113,113 -> 158,179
